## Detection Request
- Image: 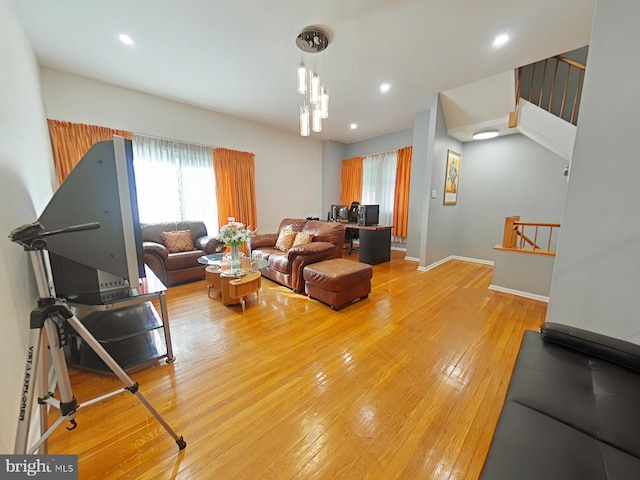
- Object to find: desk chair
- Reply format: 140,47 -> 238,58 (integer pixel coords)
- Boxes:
344,202 -> 360,254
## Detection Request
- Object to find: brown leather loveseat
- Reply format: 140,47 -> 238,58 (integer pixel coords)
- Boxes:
141,221 -> 225,286
249,218 -> 345,293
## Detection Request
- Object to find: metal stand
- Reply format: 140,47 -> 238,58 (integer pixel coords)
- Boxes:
10,222 -> 186,455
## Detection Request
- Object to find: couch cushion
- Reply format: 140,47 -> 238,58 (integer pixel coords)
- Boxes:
302,220 -> 345,247
481,400 -> 640,480
141,221 -> 207,244
277,218 -> 308,233
275,230 -> 297,251
251,247 -> 279,261
292,231 -> 313,247
267,251 -> 291,274
506,331 -> 640,459
164,250 -> 206,271
162,230 -> 195,253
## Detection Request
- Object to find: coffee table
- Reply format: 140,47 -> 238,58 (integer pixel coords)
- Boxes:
198,254 -> 268,312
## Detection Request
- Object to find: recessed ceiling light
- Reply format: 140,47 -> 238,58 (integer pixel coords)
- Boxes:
492,33 -> 509,48
350,123 -> 358,130
473,130 -> 500,140
119,34 -> 134,45
380,83 -> 391,93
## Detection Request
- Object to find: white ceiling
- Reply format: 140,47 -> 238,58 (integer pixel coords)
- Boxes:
11,0 -> 595,144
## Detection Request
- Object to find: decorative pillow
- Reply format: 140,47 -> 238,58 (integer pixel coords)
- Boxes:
161,230 -> 195,253
292,231 -> 313,248
275,230 -> 297,252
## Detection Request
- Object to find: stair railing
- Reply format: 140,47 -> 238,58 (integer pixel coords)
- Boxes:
496,216 -> 560,256
511,55 -> 586,127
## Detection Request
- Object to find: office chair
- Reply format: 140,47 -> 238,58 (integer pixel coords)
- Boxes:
344,202 -> 360,254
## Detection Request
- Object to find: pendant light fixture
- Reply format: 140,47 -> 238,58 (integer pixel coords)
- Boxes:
296,26 -> 330,136
300,104 -> 310,136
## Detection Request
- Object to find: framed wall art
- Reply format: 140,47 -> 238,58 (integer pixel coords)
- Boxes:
444,149 -> 461,205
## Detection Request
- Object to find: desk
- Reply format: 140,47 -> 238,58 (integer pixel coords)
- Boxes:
345,224 -> 393,265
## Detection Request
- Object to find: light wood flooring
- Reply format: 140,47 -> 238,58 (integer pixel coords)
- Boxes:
47,250 -> 546,479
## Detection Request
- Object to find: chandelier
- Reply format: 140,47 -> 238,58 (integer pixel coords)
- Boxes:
296,26 -> 330,137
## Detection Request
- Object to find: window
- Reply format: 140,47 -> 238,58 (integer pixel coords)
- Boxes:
132,134 -> 218,234
362,151 -> 397,227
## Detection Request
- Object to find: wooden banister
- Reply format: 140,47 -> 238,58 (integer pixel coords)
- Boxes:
497,216 -> 560,256
513,55 -> 586,127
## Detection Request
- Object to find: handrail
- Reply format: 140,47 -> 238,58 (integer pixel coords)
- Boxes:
495,216 -> 560,256
511,55 -> 585,127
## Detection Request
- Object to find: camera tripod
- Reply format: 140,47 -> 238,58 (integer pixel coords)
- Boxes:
10,222 -> 186,455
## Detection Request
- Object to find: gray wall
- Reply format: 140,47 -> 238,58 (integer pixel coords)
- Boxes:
0,0 -> 56,452
322,140 -> 347,220
424,94 -> 463,265
406,110 -> 430,259
344,128 -> 413,158
546,0 -> 640,343
451,134 -> 568,261
492,250 -> 556,297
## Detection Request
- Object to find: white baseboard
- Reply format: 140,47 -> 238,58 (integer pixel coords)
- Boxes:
450,255 -> 494,266
418,255 -> 453,272
417,255 -> 493,271
404,256 -> 420,262
488,284 -> 549,303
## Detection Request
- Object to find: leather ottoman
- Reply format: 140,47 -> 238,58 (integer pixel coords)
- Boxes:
303,258 -> 372,310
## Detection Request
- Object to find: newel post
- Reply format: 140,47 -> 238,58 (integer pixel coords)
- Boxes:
502,216 -> 520,248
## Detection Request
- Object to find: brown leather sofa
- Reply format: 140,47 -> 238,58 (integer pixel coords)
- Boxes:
141,221 -> 225,286
249,218 -> 345,293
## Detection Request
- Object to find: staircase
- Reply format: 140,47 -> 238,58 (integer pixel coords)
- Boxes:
510,53 -> 586,161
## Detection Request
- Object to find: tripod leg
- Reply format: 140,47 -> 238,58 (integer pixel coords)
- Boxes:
14,327 -> 44,454
65,315 -> 186,450
44,314 -> 77,422
37,330 -> 49,454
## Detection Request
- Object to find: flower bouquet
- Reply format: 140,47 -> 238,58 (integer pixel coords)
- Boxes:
216,217 -> 254,246
216,218 -> 255,270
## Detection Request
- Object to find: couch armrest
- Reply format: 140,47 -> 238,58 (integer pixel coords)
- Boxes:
287,241 -> 334,260
250,233 -> 279,250
143,241 -> 169,260
195,236 -> 226,254
288,242 -> 339,293
541,322 -> 640,373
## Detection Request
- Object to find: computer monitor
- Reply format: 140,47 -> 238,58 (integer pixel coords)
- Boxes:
357,204 -> 380,226
329,204 -> 348,222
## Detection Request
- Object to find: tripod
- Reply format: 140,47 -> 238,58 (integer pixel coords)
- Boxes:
10,222 -> 186,455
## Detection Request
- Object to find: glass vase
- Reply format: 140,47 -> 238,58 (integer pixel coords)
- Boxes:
228,244 -> 241,270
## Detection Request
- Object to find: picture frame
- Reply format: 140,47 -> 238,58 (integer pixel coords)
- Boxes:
444,149 -> 461,205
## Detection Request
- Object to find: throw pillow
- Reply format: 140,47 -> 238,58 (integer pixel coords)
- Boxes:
292,231 -> 313,247
275,230 -> 297,252
162,230 -> 195,253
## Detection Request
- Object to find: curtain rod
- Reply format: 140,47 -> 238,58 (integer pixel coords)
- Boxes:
132,131 -> 218,150
344,145 -> 410,161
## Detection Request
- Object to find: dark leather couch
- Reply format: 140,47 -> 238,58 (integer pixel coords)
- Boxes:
481,322 -> 640,479
249,218 -> 345,293
141,221 -> 225,286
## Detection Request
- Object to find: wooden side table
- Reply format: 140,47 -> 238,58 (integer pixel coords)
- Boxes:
205,265 -> 221,298
226,271 -> 261,313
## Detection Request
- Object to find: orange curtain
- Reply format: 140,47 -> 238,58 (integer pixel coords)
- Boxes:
212,148 -> 257,231
47,120 -> 132,186
392,146 -> 412,237
340,156 -> 363,205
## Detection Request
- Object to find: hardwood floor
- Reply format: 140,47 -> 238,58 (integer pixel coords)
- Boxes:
47,250 -> 546,479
